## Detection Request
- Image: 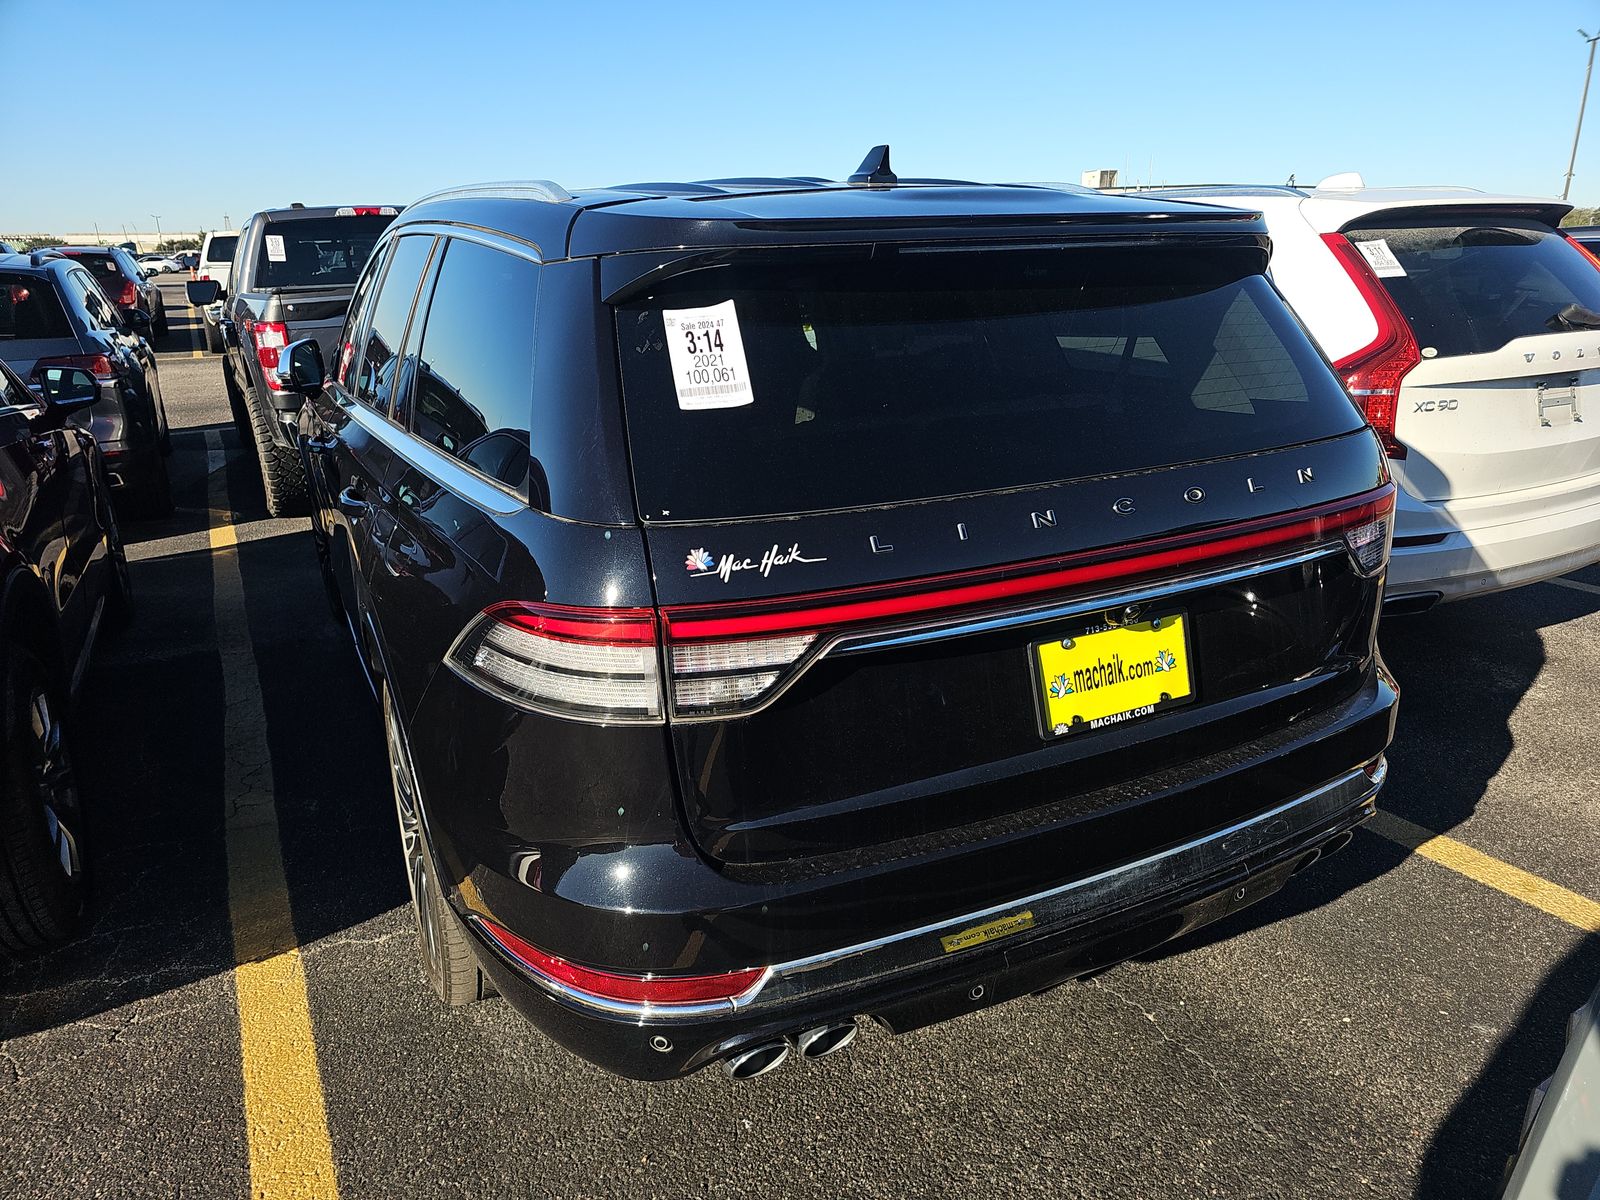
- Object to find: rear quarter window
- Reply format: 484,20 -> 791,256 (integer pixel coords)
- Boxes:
0,274 -> 73,339
1347,217 -> 1600,358
615,246 -> 1364,521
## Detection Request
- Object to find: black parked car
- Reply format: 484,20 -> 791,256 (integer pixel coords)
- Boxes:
285,151 -> 1399,1081
45,247 -> 167,339
0,251 -> 173,514
0,357 -> 130,955
187,204 -> 398,517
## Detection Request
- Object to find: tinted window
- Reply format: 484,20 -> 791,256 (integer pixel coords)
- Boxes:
203,235 -> 237,264
354,236 -> 433,414
0,273 -> 73,339
616,248 -> 1362,521
63,252 -> 131,298
337,241 -> 391,390
411,239 -> 537,491
252,215 -> 394,288
1349,218 -> 1600,359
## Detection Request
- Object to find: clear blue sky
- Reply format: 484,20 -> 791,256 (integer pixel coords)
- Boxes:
7,0 -> 1600,232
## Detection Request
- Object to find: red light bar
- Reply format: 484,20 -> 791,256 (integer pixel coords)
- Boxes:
483,602 -> 657,645
475,917 -> 765,1006
663,486 -> 1396,643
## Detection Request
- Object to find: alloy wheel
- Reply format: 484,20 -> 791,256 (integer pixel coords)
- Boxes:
383,690 -> 444,985
28,687 -> 79,879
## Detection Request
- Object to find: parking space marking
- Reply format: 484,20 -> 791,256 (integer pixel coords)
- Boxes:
1370,811 -> 1600,934
1548,575 -> 1600,597
206,429 -> 339,1199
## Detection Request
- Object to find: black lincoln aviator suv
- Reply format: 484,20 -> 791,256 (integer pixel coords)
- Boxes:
283,149 -> 1398,1081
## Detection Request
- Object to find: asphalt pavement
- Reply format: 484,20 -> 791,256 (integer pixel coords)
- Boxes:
1,277 -> 1598,1199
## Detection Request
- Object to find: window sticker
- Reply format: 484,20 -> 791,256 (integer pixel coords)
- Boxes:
265,234 -> 287,263
661,299 -> 755,410
1355,238 -> 1406,278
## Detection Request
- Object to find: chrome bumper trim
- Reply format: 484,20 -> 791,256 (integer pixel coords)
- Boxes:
478,761 -> 1385,1024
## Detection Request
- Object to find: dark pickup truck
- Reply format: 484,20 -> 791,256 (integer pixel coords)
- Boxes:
188,204 -> 398,515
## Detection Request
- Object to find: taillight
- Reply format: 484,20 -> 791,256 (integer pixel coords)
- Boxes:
1341,489 -> 1395,577
444,602 -> 663,723
1566,234 -> 1600,273
1321,232 -> 1420,459
473,916 -> 766,1009
199,273 -> 210,281
116,279 -> 138,308
448,487 -> 1395,724
245,319 -> 290,377
32,354 -> 118,385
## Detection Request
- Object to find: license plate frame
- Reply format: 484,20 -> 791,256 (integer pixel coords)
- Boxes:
1030,609 -> 1195,740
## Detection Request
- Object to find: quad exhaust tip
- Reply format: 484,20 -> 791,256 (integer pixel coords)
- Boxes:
723,1040 -> 790,1080
723,1020 -> 860,1079
796,1020 -> 858,1060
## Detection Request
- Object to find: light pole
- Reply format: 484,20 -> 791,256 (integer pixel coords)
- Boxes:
1563,30 -> 1600,201
150,213 -> 163,248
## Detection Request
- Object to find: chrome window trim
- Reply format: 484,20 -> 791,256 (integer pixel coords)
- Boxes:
470,761 -> 1384,1023
666,542 -> 1344,723
344,396 -> 526,517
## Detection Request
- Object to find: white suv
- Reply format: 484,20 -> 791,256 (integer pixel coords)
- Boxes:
1135,176 -> 1600,609
194,229 -> 238,353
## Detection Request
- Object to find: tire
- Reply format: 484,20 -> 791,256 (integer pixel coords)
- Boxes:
154,303 -> 169,340
202,317 -> 223,354
224,366 -> 251,444
382,685 -> 491,1007
102,502 -> 133,630
0,641 -> 86,957
240,378 -> 308,518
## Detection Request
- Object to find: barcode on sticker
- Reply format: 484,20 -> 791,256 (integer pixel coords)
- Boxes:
677,383 -> 746,399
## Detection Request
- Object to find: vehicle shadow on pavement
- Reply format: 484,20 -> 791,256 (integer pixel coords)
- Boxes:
0,425 -> 402,1043
1417,940 -> 1600,1199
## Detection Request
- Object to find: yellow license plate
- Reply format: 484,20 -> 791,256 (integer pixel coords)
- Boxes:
1033,612 -> 1193,738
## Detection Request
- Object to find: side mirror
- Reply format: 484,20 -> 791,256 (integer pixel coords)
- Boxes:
273,339 -> 327,396
30,367 -> 101,429
187,279 -> 221,306
124,308 -> 152,333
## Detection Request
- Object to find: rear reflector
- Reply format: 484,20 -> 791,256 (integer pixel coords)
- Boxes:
445,602 -> 662,723
474,916 -> 766,1007
1322,232 -> 1420,459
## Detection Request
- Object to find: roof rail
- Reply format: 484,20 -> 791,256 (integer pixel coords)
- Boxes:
409,180 -> 574,207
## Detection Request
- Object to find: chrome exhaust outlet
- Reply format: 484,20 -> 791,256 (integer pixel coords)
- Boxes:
722,1039 -> 790,1080
796,1020 -> 858,1061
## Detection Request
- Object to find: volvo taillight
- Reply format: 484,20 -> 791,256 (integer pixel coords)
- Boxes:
444,603 -> 663,723
245,319 -> 290,377
1321,232 -> 1420,460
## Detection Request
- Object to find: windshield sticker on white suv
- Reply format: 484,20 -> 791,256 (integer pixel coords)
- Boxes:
265,234 -> 287,263
1355,238 -> 1406,278
662,300 -> 755,411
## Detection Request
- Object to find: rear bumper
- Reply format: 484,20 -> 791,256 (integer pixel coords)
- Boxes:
451,665 -> 1397,1080
1388,480 -> 1600,603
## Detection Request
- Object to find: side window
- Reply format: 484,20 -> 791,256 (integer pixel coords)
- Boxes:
410,239 -> 537,492
336,241 -> 390,390
66,270 -> 113,329
354,236 -> 434,414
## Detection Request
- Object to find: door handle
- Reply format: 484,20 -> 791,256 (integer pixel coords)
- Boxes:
336,481 -> 370,516
304,433 -> 339,454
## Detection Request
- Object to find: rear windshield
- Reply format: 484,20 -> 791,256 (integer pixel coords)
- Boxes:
65,253 -> 128,286
615,247 -> 1363,520
203,235 -> 237,263
252,216 -> 393,288
1347,217 -> 1600,359
0,274 -> 72,339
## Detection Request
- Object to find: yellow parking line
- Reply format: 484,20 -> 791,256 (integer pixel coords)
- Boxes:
1370,811 -> 1600,934
205,429 -> 339,1199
